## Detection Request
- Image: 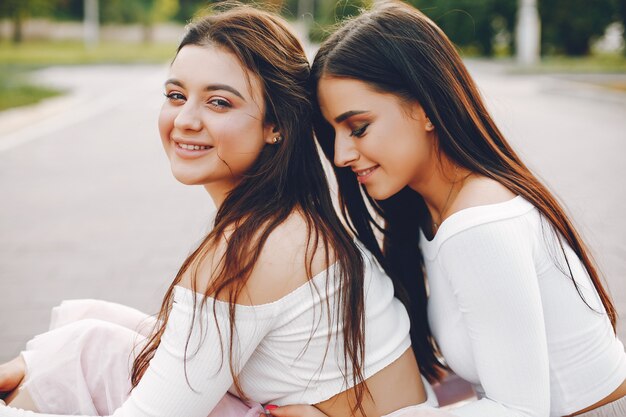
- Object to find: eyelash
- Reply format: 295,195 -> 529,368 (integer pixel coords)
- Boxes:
350,123 -> 369,138
208,98 -> 231,109
164,93 -> 231,109
164,92 -> 185,101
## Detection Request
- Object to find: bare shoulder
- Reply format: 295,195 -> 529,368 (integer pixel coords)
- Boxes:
178,211 -> 334,306
451,174 -> 517,214
241,211 -> 334,305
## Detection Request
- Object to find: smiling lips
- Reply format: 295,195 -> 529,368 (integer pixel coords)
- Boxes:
354,165 -> 379,183
173,140 -> 213,159
176,141 -> 212,151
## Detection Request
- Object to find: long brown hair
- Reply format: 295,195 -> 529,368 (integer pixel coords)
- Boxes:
310,0 -> 617,382
132,4 -> 368,408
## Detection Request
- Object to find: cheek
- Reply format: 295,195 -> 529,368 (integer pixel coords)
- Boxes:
394,133 -> 433,176
378,121 -> 431,173
213,117 -> 265,160
158,105 -> 175,144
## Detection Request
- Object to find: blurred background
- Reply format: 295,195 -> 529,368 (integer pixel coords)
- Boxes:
1,0 -> 625,107
0,2 -> 625,405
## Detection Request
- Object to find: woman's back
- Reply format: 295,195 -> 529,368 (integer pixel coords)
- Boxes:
0,5 -> 434,417
179,212 -> 432,415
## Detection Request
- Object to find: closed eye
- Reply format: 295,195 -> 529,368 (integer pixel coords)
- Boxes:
350,123 -> 369,138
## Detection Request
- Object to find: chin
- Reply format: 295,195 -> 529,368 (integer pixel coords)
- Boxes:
364,183 -> 404,201
170,169 -> 207,186
174,177 -> 199,186
364,186 -> 393,201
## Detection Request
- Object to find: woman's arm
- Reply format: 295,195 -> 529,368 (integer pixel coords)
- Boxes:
437,219 -> 550,416
261,404 -> 458,417
0,285 -> 277,417
0,215 -> 326,417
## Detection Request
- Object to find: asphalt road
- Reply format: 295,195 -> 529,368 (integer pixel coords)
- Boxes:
1,61 -> 625,363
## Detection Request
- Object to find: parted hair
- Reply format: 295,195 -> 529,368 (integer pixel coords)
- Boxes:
310,0 -> 617,383
131,4 -> 369,409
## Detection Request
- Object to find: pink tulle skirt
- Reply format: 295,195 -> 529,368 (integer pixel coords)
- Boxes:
19,299 -> 264,416
381,405 -> 456,417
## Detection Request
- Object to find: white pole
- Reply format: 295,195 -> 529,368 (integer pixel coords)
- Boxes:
84,0 -> 99,49
516,0 -> 541,66
295,0 -> 314,56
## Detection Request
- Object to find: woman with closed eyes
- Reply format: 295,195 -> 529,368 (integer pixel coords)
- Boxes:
0,5 -> 450,417
266,1 -> 626,416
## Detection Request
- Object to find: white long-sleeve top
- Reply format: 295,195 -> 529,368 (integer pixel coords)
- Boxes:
0,248 -> 416,417
423,196 -> 626,417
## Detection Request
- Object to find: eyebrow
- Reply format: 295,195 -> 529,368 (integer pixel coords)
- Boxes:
334,110 -> 369,123
164,79 -> 245,100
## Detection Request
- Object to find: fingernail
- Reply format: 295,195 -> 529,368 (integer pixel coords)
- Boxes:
265,404 -> 279,410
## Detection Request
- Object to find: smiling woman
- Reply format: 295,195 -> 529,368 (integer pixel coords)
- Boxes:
297,1 -> 626,416
317,77 -> 437,200
159,44 -> 276,201
0,4 -> 450,417
0,4 -> 382,417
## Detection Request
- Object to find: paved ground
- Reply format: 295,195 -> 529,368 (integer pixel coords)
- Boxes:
0,61 -> 625,365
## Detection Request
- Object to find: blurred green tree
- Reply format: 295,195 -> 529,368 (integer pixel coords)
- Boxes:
310,0 -> 370,41
612,0 -> 626,55
408,0 -> 516,56
100,0 -> 179,42
0,0 -> 60,43
173,0 -> 210,22
51,0 -> 83,21
171,0 -> 288,22
539,0 -> 617,55
320,0 -> 369,22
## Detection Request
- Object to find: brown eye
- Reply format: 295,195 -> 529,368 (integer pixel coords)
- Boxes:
165,92 -> 185,102
208,98 -> 231,109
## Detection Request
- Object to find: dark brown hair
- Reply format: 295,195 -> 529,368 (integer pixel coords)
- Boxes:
310,0 -> 617,383
131,4 -> 368,409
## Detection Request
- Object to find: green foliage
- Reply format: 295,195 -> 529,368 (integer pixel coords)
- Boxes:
508,52 -> 626,74
171,0 -> 287,23
310,0 -> 371,42
539,0 -> 617,55
51,0 -> 84,21
0,40 -> 177,65
318,0 -> 370,23
148,0 -> 180,23
4,0 -> 623,57
0,0 -> 61,42
99,0 -> 180,42
408,0 -> 516,56
173,0 -> 210,22
0,68 -> 62,111
101,0 -> 180,25
0,0 -> 59,19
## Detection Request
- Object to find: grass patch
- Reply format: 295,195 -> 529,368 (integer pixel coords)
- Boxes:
0,40 -> 178,67
509,53 -> 626,74
538,54 -> 626,73
0,69 -> 62,111
0,40 -> 178,110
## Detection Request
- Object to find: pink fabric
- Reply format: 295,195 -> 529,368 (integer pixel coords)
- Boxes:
20,299 -> 264,417
381,404 -> 457,417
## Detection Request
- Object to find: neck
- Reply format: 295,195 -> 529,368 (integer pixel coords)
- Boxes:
204,179 -> 239,209
408,158 -> 468,229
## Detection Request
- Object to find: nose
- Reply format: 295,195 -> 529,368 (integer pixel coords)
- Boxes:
334,135 -> 359,168
174,101 -> 202,132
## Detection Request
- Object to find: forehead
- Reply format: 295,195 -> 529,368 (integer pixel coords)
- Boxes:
317,76 -> 394,120
170,44 -> 263,103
